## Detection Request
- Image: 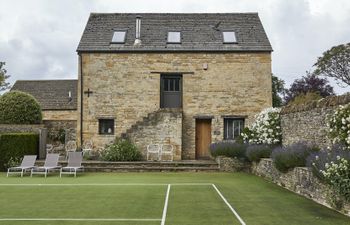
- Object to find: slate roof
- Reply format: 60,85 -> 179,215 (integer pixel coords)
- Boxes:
11,80 -> 77,110
77,13 -> 272,52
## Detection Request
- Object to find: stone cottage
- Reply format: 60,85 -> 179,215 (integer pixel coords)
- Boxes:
76,13 -> 273,160
11,80 -> 78,140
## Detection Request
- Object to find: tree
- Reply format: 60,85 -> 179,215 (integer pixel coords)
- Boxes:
272,74 -> 285,107
0,91 -> 42,124
0,62 -> 10,92
284,72 -> 335,104
313,42 -> 350,87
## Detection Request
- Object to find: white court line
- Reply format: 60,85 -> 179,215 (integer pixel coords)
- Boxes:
0,218 -> 161,221
0,183 -> 212,186
212,184 -> 246,225
161,184 -> 171,225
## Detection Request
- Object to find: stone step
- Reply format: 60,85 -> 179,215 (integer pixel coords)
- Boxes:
35,160 -> 219,172
84,166 -> 220,172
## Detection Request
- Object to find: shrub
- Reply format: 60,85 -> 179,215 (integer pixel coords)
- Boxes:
0,133 -> 38,171
287,91 -> 322,106
246,144 -> 274,162
271,142 -> 319,173
48,128 -> 65,144
242,107 -> 281,145
0,91 -> 42,124
101,138 -> 142,161
327,103 -> 350,148
210,142 -> 247,160
307,145 -> 350,203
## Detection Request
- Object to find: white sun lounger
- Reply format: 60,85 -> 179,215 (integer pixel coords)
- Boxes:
7,155 -> 37,177
60,152 -> 84,177
31,154 -> 61,178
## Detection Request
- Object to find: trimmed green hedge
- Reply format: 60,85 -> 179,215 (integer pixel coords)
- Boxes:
0,91 -> 42,124
0,133 -> 38,171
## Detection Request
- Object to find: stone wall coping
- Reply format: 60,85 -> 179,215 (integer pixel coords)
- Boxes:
281,92 -> 350,115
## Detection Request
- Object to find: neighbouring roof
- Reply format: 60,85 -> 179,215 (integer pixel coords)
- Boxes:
11,80 -> 77,110
77,13 -> 272,52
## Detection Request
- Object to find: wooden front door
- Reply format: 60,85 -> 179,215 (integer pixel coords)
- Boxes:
195,119 -> 212,159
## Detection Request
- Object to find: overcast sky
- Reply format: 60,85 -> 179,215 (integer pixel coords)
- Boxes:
0,0 -> 349,94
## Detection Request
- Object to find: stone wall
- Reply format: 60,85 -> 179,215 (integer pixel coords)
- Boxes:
215,156 -> 250,172
43,120 -> 77,143
252,158 -> 350,216
0,124 -> 45,133
281,93 -> 350,147
42,110 -> 77,121
78,52 -> 272,159
125,109 -> 182,161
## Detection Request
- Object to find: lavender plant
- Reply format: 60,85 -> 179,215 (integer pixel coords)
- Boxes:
271,142 -> 319,173
210,142 -> 248,160
246,144 -> 274,162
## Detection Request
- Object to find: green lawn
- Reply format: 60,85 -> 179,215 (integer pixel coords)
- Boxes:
0,172 -> 349,225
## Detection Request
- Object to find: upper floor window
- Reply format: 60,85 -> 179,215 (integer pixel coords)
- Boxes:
224,118 -> 244,140
167,32 -> 181,43
222,31 -> 237,43
111,31 -> 127,43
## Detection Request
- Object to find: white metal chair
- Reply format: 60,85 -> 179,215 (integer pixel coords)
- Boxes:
65,140 -> 77,159
82,139 -> 93,157
160,144 -> 174,161
147,144 -> 161,161
46,144 -> 54,154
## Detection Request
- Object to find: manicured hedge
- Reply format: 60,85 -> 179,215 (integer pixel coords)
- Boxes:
0,133 -> 38,171
0,91 -> 42,124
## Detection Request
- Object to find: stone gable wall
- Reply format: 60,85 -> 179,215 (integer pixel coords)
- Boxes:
281,93 -> 350,147
78,52 -> 272,159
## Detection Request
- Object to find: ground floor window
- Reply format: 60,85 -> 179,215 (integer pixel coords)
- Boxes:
99,119 -> 114,135
224,118 -> 244,140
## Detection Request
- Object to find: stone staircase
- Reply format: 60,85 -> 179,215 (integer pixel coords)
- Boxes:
120,108 -> 183,160
36,160 -> 220,172
120,108 -> 182,139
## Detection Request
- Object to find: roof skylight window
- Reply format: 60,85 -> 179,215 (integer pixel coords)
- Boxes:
111,31 -> 127,43
223,31 -> 237,43
167,32 -> 181,43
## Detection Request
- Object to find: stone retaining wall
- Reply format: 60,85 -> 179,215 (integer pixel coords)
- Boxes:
281,93 -> 350,147
252,158 -> 350,216
215,156 -> 250,172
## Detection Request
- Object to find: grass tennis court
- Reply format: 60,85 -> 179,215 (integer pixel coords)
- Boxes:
1,173 -> 349,225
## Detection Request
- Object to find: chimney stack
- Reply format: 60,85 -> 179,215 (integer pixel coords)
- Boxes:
134,15 -> 142,46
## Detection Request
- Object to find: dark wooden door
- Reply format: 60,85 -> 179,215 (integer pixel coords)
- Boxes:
160,75 -> 182,108
195,119 -> 212,159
